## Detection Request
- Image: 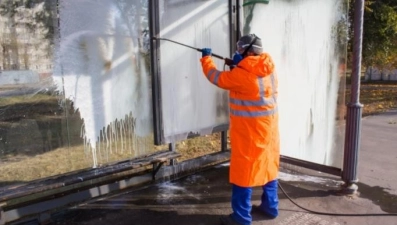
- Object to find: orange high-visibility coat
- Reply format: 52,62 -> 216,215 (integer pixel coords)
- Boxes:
200,53 -> 280,187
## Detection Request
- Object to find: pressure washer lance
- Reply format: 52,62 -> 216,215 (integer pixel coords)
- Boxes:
152,37 -> 234,66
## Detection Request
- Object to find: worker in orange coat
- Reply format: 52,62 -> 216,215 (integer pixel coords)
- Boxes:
200,34 -> 280,225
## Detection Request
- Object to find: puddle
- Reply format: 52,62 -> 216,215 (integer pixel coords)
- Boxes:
156,181 -> 201,204
358,182 -> 397,213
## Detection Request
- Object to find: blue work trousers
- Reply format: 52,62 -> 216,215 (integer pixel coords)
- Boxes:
231,180 -> 279,225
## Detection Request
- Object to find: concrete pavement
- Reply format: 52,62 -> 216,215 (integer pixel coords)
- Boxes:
49,110 -> 397,225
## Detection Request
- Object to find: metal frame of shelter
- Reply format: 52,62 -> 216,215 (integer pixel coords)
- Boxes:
0,0 -> 364,224
149,0 -> 343,176
150,0 -> 363,191
149,0 -> 238,147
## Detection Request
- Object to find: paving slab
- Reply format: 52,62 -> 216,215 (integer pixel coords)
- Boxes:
49,110 -> 397,225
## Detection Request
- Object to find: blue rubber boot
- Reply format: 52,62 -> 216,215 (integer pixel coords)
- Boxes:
259,179 -> 279,218
230,184 -> 252,225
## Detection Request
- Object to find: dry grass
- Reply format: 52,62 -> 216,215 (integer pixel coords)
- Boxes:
175,132 -> 228,162
0,93 -> 56,107
346,82 -> 397,116
0,130 -> 161,183
0,132 -> 223,183
0,132 -> 224,183
0,145 -> 90,182
0,82 -> 396,185
0,141 -> 161,183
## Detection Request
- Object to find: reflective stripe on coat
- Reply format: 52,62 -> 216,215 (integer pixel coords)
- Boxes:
200,53 -> 280,187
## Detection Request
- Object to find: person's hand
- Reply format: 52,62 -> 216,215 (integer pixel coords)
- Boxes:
201,48 -> 212,58
232,52 -> 243,65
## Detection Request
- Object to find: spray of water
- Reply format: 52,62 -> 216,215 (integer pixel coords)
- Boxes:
157,181 -> 201,204
247,0 -> 346,167
53,0 -> 153,167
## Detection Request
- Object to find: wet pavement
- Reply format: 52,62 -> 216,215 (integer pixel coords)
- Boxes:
49,110 -> 397,225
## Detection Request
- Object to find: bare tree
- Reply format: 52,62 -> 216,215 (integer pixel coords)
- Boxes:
0,0 -> 57,71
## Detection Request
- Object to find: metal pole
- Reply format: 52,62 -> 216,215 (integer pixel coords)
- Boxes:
149,0 -> 164,145
221,131 -> 228,152
169,142 -> 176,165
342,0 -> 364,195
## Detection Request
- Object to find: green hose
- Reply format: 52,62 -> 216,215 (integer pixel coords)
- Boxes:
243,0 -> 269,7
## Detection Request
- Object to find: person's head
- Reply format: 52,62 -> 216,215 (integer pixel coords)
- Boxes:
232,34 -> 263,65
236,34 -> 263,56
